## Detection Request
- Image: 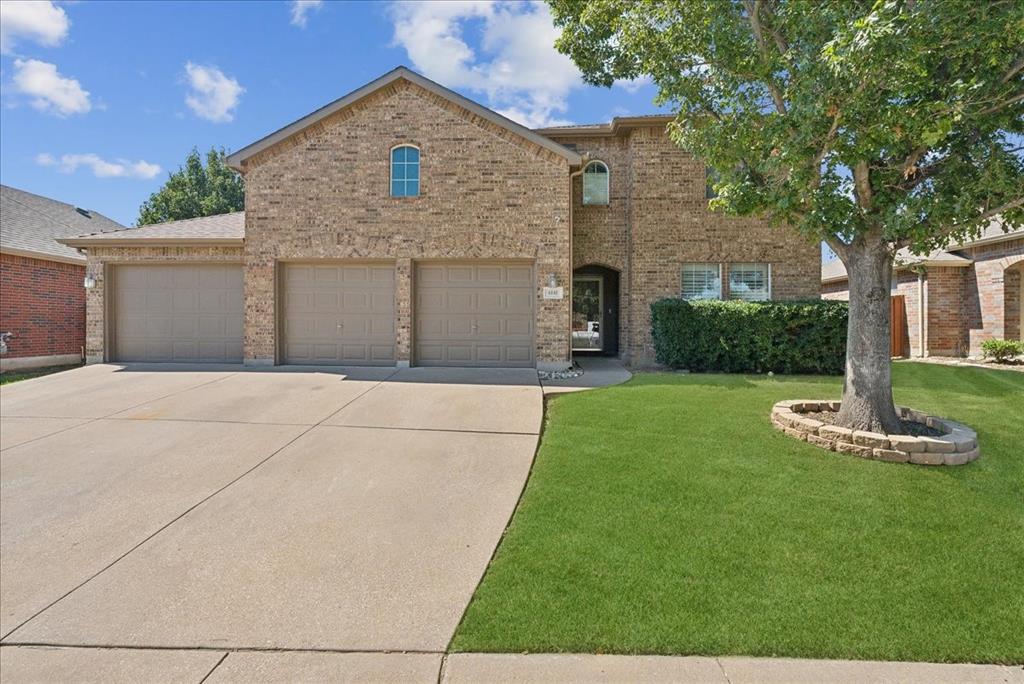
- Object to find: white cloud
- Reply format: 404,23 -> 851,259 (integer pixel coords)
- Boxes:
37,152 -> 161,179
11,58 -> 91,116
0,1 -> 69,54
183,62 -> 243,122
290,0 -> 323,28
615,75 -> 653,94
388,1 -> 582,128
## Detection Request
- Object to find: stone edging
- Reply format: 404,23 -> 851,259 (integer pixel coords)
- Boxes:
770,400 -> 980,466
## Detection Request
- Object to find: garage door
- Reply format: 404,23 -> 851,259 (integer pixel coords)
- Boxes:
113,264 -> 243,362
415,261 -> 534,367
282,263 -> 396,365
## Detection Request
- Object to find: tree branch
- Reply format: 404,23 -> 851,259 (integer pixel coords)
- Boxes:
825,236 -> 850,262
745,0 -> 788,115
1000,52 -> 1024,84
977,91 -> 1024,116
852,161 -> 873,211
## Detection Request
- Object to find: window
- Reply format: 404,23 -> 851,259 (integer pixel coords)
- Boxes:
583,160 -> 609,205
682,263 -> 721,300
391,145 -> 420,197
729,263 -> 771,301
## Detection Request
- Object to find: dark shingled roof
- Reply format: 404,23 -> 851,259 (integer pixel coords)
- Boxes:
1,184 -> 125,263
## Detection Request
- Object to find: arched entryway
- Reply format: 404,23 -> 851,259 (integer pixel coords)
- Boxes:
572,264 -> 620,356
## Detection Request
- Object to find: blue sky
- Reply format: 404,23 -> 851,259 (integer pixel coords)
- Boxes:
1,1 -> 664,227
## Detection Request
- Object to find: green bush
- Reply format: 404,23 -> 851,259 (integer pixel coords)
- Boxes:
981,338 -> 1024,363
650,299 -> 848,374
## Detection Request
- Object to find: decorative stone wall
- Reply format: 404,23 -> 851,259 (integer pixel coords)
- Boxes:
241,79 -> 572,366
81,245 -> 244,363
771,400 -> 979,465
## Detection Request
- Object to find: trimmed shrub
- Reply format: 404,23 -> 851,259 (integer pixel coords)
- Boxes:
651,298 -> 848,374
980,338 -> 1023,363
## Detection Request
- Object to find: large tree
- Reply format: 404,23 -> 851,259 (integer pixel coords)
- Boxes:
137,147 -> 244,226
549,0 -> 1024,432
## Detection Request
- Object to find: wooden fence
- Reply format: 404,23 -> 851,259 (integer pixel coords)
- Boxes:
891,295 -> 908,358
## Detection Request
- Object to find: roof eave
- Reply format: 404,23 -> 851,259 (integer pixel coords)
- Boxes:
0,246 -> 85,265
226,67 -> 582,170
57,237 -> 244,248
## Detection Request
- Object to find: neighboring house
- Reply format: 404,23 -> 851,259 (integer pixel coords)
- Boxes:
59,66 -> 820,370
822,221 -> 1023,357
1,185 -> 124,371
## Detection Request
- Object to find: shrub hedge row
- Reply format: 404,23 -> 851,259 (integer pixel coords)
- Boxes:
650,298 -> 848,374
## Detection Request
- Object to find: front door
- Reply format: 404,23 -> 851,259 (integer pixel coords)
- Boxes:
572,276 -> 603,351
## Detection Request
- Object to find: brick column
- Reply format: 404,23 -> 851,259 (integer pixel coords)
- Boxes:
396,258 -> 412,366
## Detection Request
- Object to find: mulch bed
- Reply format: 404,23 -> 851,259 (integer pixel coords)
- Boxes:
803,410 -> 944,438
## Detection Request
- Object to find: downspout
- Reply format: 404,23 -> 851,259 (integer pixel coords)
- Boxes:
567,156 -> 590,367
918,270 -> 926,357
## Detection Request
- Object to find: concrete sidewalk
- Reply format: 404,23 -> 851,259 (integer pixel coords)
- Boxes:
1,647 -> 1020,683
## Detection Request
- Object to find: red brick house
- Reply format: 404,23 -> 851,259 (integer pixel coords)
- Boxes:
1,185 -> 124,371
59,67 -> 820,369
822,220 -> 1023,357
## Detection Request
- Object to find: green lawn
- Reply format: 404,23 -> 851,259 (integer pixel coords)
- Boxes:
452,363 -> 1024,664
0,363 -> 81,386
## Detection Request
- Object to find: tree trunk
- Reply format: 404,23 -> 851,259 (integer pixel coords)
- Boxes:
834,239 -> 903,434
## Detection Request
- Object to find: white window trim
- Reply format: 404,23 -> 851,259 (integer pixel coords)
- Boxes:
582,160 -> 610,206
681,263 -> 722,300
390,143 -> 421,197
727,262 -> 772,301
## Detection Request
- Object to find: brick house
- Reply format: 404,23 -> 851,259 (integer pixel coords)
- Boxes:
822,221 -> 1023,357
60,67 -> 820,370
1,185 -> 124,371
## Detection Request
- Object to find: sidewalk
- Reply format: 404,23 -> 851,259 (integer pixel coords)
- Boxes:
3,647 -> 1021,683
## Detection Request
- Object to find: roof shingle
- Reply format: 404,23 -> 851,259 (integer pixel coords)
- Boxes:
1,184 -> 125,262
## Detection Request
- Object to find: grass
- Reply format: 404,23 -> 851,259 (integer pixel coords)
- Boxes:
0,363 -> 81,386
451,362 -> 1024,663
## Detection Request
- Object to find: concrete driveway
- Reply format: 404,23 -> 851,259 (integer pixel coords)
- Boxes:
0,363 -> 541,681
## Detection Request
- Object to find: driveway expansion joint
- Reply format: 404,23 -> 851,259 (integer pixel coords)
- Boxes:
1,371 -> 396,642
0,642 -> 446,655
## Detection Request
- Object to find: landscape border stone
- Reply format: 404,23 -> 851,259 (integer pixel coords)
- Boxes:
770,401 -> 979,466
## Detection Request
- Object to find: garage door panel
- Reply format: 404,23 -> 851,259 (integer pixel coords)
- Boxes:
414,261 -> 535,367
282,262 -> 396,366
113,265 -> 244,363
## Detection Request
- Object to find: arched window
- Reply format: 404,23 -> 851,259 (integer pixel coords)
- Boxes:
391,145 -> 420,197
583,160 -> 609,205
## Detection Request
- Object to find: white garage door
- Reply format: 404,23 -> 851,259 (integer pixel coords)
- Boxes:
112,264 -> 243,363
415,261 -> 535,367
282,262 -> 396,365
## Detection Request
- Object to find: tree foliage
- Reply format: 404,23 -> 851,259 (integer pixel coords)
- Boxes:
137,147 -> 244,225
549,0 -> 1023,432
548,0 -> 1023,253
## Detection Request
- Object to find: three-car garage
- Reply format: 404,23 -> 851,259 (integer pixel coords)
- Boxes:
105,260 -> 537,368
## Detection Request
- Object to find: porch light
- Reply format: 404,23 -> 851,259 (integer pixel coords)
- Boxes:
83,275 -> 97,289
547,273 -> 558,288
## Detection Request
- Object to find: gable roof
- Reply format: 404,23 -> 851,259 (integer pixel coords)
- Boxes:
59,211 -> 245,247
1,184 -> 125,264
225,66 -> 583,170
820,218 -> 1023,284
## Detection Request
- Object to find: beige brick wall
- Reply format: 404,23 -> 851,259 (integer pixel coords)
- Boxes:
821,236 -> 1023,358
240,80 -> 572,366
81,245 -> 244,363
962,238 -> 1023,354
549,125 -> 821,365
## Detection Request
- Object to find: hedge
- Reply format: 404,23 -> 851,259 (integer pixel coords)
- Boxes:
650,298 -> 848,374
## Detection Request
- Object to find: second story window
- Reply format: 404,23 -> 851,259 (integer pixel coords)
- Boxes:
391,145 -> 420,197
583,160 -> 609,205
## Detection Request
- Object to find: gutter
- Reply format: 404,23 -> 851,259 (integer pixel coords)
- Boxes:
57,237 -> 244,248
0,246 -> 85,266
